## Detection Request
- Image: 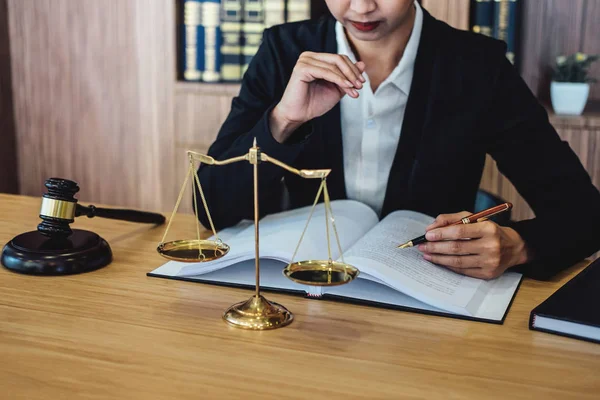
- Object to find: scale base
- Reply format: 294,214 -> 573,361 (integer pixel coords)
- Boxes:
223,295 -> 293,330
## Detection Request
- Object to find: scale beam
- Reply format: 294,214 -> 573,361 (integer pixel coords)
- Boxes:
186,150 -> 331,179
161,139 -> 357,330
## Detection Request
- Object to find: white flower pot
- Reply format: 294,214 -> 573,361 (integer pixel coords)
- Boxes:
550,82 -> 590,116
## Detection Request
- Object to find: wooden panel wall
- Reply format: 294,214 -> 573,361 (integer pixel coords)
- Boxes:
8,0 -> 176,211
0,0 -> 18,194
520,0 -> 600,102
420,0 -> 470,30
173,83 -> 239,214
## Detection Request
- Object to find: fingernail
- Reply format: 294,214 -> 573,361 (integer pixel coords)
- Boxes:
423,254 -> 432,261
345,80 -> 354,87
355,80 -> 362,88
351,89 -> 359,97
425,231 -> 437,241
417,244 -> 425,252
360,75 -> 366,82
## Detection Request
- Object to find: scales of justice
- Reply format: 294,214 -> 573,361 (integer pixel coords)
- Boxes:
156,139 -> 359,330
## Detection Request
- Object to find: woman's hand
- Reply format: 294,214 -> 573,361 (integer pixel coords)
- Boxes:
418,211 -> 532,280
269,52 -> 366,143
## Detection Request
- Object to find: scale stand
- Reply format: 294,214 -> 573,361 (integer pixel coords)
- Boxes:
157,139 -> 359,330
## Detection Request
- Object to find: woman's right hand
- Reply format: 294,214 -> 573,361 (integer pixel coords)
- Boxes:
269,52 -> 366,143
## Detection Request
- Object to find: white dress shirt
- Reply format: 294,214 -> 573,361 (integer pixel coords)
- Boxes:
337,1 -> 423,216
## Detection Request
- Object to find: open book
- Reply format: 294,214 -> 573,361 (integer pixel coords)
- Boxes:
148,200 -> 523,323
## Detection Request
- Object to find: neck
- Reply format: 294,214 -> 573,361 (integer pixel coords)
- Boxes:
346,5 -> 416,73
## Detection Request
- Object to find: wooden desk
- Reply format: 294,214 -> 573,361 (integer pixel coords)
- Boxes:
1,194 -> 598,399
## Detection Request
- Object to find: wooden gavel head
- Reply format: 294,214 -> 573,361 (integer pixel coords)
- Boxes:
37,177 -> 81,238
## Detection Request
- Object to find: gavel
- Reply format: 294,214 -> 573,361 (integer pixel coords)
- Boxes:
1,178 -> 165,275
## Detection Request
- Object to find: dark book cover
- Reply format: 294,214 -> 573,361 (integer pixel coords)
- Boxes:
471,0 -> 494,37
147,271 -> 523,325
182,0 -> 203,81
530,257 -> 600,344
493,0 -> 519,66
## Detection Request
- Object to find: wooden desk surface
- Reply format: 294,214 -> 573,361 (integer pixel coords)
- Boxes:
1,194 -> 598,400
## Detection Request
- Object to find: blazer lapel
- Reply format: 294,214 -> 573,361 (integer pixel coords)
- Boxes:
381,9 -> 439,217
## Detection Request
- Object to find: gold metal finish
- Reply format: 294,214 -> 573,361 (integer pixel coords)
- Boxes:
398,241 -> 413,249
284,260 -> 359,286
222,295 -> 293,330
39,198 -> 76,220
461,217 -> 471,224
157,155 -> 227,262
187,150 -> 248,166
261,153 -> 331,179
283,178 -> 359,286
159,138 -> 360,330
157,240 -> 229,262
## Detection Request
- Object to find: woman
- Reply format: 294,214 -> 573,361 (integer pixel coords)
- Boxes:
197,0 -> 600,280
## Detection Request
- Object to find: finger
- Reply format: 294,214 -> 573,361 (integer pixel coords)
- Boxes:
306,53 -> 365,87
444,265 -> 499,280
296,60 -> 358,96
306,59 -> 361,97
339,55 -> 365,85
356,61 -> 366,72
422,253 -> 483,269
426,221 -> 497,241
426,211 -> 471,231
418,239 -> 481,256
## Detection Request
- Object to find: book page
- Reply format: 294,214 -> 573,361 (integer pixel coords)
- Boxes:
176,200 -> 379,277
341,210 -> 488,315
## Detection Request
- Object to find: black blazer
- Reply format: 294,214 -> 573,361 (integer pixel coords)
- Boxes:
197,9 -> 600,280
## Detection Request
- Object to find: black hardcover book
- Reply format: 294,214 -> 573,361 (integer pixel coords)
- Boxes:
530,257 -> 600,344
471,0 -> 494,37
493,0 -> 519,65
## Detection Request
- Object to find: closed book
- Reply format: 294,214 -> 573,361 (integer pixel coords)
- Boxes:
286,0 -> 310,22
530,257 -> 600,344
220,0 -> 243,81
264,0 -> 285,28
472,0 -> 494,37
242,0 -> 265,76
201,0 -> 222,82
493,0 -> 518,64
182,0 -> 203,81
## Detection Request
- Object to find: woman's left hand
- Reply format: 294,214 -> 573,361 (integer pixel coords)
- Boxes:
418,211 -> 532,280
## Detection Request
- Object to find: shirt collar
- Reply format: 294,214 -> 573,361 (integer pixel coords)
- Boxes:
335,0 -> 423,95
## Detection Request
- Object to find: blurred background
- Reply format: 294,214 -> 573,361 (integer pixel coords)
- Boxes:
1,0 -> 599,221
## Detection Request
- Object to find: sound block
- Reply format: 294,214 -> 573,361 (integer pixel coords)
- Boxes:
1,229 -> 112,275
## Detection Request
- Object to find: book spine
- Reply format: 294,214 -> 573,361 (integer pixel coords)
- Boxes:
493,0 -> 518,65
264,0 -> 285,28
201,0 -> 222,82
220,0 -> 243,81
182,0 -> 203,81
242,0 -> 265,76
286,0 -> 310,22
471,0 -> 494,37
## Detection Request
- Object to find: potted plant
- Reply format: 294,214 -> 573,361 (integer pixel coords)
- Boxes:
551,53 -> 598,115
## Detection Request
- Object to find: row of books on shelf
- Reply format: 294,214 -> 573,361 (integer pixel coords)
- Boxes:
181,0 -> 310,83
181,0 -> 520,84
470,0 -> 520,65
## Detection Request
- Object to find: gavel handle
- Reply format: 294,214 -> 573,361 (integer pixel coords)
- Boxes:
75,204 -> 166,225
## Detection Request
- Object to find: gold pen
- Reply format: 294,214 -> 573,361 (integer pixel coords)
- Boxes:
397,203 -> 512,248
